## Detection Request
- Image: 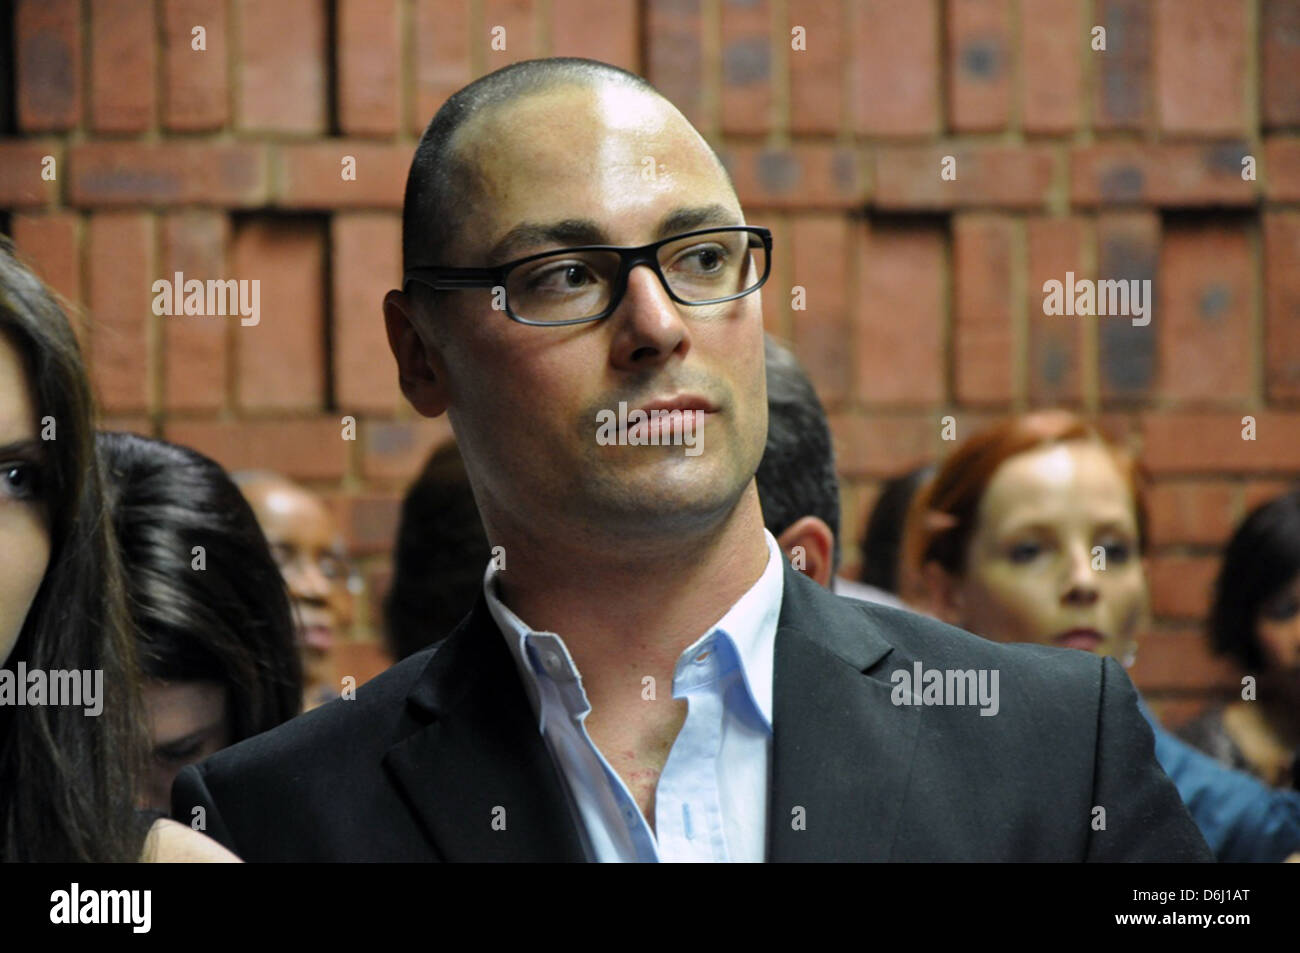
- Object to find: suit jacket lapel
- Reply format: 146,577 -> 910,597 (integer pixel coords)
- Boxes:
383,594 -> 588,862
767,563 -> 922,862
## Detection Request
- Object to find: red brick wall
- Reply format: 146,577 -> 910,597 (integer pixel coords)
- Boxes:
3,0 -> 1299,722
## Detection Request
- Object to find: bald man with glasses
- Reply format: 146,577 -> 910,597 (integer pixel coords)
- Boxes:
175,57 -> 1210,863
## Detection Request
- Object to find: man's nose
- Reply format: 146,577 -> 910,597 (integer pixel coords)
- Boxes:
285,560 -> 331,604
607,264 -> 690,370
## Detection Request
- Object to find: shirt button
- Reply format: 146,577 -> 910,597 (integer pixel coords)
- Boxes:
544,652 -> 562,672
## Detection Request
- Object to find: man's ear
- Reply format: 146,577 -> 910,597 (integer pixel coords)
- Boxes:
384,289 -> 449,418
919,560 -> 965,626
776,516 -> 835,589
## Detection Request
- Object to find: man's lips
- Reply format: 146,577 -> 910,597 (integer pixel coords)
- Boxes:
1055,628 -> 1104,651
636,394 -> 719,415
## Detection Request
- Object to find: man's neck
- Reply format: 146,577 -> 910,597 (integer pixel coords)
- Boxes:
488,486 -> 772,690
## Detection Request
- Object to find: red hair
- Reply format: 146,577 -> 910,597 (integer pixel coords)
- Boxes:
902,411 -> 1148,581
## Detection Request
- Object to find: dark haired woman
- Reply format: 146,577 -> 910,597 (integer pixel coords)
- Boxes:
1179,490 -> 1300,789
0,237 -> 231,861
98,432 -> 304,813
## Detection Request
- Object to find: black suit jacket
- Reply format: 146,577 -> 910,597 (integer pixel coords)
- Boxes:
173,561 -> 1212,861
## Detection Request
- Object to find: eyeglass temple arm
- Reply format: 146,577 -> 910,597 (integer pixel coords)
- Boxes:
404,267 -> 500,290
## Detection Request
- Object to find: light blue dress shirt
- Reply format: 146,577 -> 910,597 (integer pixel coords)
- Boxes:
483,530 -> 785,862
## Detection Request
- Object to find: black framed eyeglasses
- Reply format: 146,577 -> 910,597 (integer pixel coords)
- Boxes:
403,225 -> 773,326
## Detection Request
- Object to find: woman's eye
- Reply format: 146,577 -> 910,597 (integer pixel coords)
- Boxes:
0,461 -> 43,501
1101,540 -> 1132,563
1261,594 -> 1300,622
1008,542 -> 1041,564
154,741 -> 203,764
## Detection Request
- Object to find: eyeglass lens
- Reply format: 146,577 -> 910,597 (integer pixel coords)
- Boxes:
503,229 -> 767,323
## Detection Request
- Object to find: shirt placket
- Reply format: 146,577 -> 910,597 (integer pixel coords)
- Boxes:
654,638 -> 731,862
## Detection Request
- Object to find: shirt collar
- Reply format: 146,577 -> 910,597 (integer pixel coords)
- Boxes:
483,529 -> 786,728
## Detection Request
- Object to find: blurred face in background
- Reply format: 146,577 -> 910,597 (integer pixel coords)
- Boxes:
240,477 -> 352,695
1255,574 -> 1300,685
140,679 -> 230,812
927,439 -> 1148,664
0,333 -> 51,665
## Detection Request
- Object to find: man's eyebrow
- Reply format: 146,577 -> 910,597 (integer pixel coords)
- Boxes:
484,204 -> 742,265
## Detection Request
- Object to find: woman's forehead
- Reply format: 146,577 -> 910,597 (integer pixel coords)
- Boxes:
979,442 -> 1136,528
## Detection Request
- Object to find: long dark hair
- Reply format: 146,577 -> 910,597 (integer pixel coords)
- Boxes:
0,236 -> 146,862
1209,488 -> 1300,672
98,432 -> 302,743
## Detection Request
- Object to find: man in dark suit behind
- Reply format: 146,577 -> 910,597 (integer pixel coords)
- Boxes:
174,57 -> 1210,862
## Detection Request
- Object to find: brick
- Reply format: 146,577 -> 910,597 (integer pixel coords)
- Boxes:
90,0 -> 156,133
0,141 -> 61,207
338,0 -> 400,136
828,412 -> 936,479
1097,213 -> 1159,401
787,0 -> 843,134
162,0 -> 229,131
1021,0 -> 1082,134
332,214 -> 402,414
1145,480 -> 1236,547
874,145 -> 1055,210
161,213 -> 229,412
1095,412 -> 1144,450
1027,217 -> 1086,405
164,418 -> 349,481
647,0 -> 707,131
1092,0 -> 1151,131
855,222 -> 945,405
1265,138 -> 1300,202
953,214 -> 1016,405
1157,224 -> 1251,404
362,418 -> 456,482
329,492 -> 402,556
231,220 -> 326,412
1154,0 -> 1247,136
68,143 -> 270,207
852,0 -> 940,136
483,0 -> 537,68
1263,1 -> 1300,127
720,144 -> 864,210
789,215 -> 851,408
1130,625 -> 1242,691
1243,479 -> 1298,514
1264,213 -> 1300,401
1143,412 -> 1300,474
88,213 -> 153,414
10,212 -> 82,312
550,0 -> 638,72
412,0 -> 472,135
97,415 -> 155,438
236,0 -> 328,133
15,0 -> 82,131
947,0 -> 1011,133
274,143 -> 410,209
720,0 -> 772,135
1070,144 -> 1256,207
1148,554 -> 1219,620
